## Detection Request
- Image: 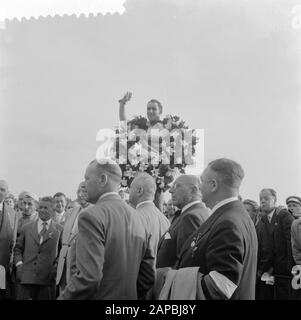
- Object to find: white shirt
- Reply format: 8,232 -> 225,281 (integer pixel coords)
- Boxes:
211,197 -> 238,215
98,192 -> 119,201
136,200 -> 154,209
181,200 -> 201,214
37,218 -> 51,234
267,209 -> 275,223
208,196 -> 239,299
55,211 -> 65,224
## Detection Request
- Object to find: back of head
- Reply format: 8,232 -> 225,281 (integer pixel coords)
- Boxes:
133,172 -> 157,198
208,158 -> 244,191
85,159 -> 122,203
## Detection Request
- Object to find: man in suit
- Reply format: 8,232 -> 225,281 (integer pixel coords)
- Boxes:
156,175 -> 210,268
53,192 -> 67,226
14,196 -> 63,300
289,196 -> 301,265
173,158 -> 258,300
56,182 -> 90,292
257,189 -> 295,300
129,172 -> 170,260
0,180 -> 14,300
59,160 -> 155,300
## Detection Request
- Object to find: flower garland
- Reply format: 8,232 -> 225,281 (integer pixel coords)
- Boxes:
117,114 -> 198,192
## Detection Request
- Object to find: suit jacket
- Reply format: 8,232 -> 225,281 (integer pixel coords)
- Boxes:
56,206 -> 84,285
136,202 -> 170,258
271,209 -> 295,276
156,202 -> 210,268
14,219 -> 63,285
175,200 -> 258,300
255,214 -> 275,276
60,194 -> 155,300
291,218 -> 301,265
0,203 -> 13,271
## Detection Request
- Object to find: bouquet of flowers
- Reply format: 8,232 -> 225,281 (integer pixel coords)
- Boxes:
117,114 -> 198,192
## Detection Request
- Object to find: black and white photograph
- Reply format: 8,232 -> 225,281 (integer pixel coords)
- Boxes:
0,0 -> 301,309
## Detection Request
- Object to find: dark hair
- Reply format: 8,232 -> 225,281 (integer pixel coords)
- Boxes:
260,188 -> 277,201
53,192 -> 67,200
243,199 -> 259,212
208,158 -> 244,189
40,196 -> 54,204
147,99 -> 163,114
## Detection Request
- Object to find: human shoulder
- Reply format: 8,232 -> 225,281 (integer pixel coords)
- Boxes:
292,218 -> 301,230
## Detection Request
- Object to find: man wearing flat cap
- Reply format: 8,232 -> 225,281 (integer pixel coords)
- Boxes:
288,196 -> 301,265
287,196 -> 301,299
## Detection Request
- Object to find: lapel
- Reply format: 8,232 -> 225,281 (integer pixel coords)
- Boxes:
41,220 -> 56,245
30,220 -> 40,245
177,201 -> 242,265
157,209 -> 182,251
63,207 -> 81,243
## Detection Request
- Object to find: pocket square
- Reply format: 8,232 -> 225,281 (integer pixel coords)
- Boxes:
164,232 -> 171,240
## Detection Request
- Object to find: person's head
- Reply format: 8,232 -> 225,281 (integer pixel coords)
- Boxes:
66,200 -> 80,211
17,191 -> 29,212
286,196 -> 301,218
0,180 -> 8,203
166,199 -> 176,216
38,196 -> 55,221
200,158 -> 244,209
84,159 -> 122,204
259,188 -> 277,214
53,192 -> 67,214
147,99 -> 163,124
118,189 -> 126,200
76,182 -> 88,207
4,196 -> 15,208
243,199 -> 259,222
169,174 -> 202,209
23,193 -> 38,217
129,172 -> 156,207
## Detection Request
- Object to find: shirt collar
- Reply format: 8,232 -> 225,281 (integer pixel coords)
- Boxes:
181,200 -> 201,214
56,211 -> 65,216
38,218 -> 51,226
136,200 -> 154,209
211,197 -> 238,215
267,209 -> 276,219
98,192 -> 119,202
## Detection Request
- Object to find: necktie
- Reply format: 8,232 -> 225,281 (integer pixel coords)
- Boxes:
268,215 -> 271,223
39,222 -> 48,244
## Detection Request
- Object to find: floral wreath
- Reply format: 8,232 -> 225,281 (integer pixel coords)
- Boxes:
117,114 -> 198,192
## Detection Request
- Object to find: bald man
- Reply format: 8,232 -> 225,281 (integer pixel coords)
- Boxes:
56,182 -> 90,293
0,180 -> 14,299
156,175 -> 210,268
129,173 -> 170,260
59,160 -> 155,300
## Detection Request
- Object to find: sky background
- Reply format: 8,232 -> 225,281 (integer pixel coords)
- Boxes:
0,0 -> 301,204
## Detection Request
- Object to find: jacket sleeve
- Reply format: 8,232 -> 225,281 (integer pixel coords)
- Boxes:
137,233 -> 156,298
59,211 -> 105,300
279,210 -> 295,272
200,219 -> 251,299
291,220 -> 301,265
13,226 -> 25,265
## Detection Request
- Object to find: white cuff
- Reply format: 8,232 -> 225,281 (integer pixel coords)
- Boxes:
16,261 -> 23,267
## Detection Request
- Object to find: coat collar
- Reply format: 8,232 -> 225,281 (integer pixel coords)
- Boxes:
176,200 -> 242,264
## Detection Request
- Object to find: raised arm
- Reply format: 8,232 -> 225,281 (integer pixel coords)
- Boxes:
118,91 -> 132,122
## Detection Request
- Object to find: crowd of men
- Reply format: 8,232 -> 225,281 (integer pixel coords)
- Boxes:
0,157 -> 300,300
